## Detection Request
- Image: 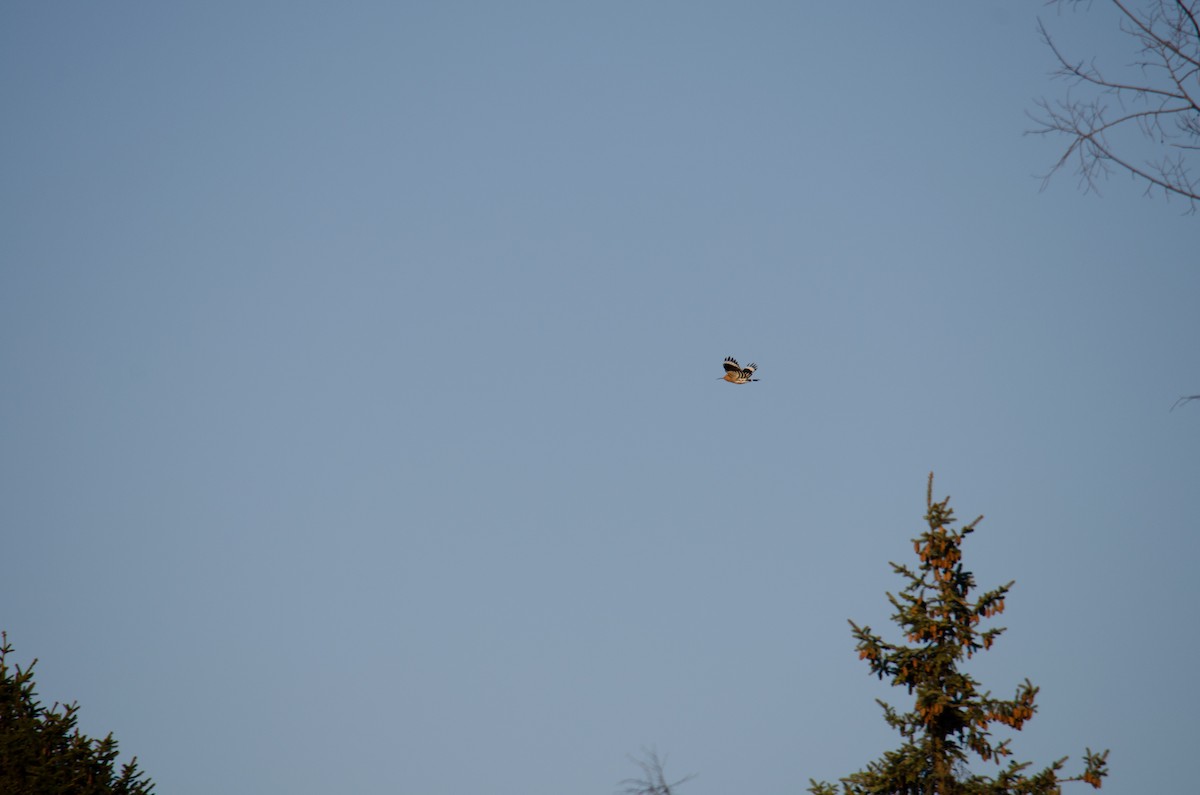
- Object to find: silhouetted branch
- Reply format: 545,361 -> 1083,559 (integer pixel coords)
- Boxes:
1170,394 -> 1200,410
620,749 -> 695,795
1030,1 -> 1200,208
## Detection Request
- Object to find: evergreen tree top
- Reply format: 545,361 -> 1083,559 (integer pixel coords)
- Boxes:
0,633 -> 155,795
810,474 -> 1109,795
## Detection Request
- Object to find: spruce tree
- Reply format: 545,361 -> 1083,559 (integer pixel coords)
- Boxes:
809,475 -> 1109,795
0,633 -> 154,795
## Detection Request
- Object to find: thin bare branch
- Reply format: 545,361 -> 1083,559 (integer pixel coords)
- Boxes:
1033,1 -> 1200,207
620,749 -> 696,795
1178,0 -> 1200,44
1170,394 -> 1200,410
1108,0 -> 1200,70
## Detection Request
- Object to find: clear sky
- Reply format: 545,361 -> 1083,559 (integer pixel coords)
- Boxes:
2,2 -> 1197,794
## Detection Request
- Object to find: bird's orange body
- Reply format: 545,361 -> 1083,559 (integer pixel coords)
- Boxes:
719,356 -> 759,384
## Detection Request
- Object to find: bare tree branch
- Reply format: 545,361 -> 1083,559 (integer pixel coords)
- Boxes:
619,749 -> 695,795
1178,0 -> 1200,44
1170,394 -> 1200,410
1030,0 -> 1200,208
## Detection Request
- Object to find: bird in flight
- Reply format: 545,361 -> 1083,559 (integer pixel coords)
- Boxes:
1170,395 -> 1200,411
719,356 -> 759,384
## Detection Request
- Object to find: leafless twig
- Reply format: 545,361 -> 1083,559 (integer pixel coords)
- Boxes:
1029,0 -> 1200,209
1170,394 -> 1200,410
619,749 -> 695,795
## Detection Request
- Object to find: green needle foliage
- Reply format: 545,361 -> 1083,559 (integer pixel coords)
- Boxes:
0,633 -> 154,795
809,475 -> 1109,795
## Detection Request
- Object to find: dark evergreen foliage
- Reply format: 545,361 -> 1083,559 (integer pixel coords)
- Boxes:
0,633 -> 154,795
809,475 -> 1109,795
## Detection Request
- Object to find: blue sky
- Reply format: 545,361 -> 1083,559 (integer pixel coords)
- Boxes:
2,2 -> 1197,794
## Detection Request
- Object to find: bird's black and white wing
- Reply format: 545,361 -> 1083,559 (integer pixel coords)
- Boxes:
723,357 -> 741,374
